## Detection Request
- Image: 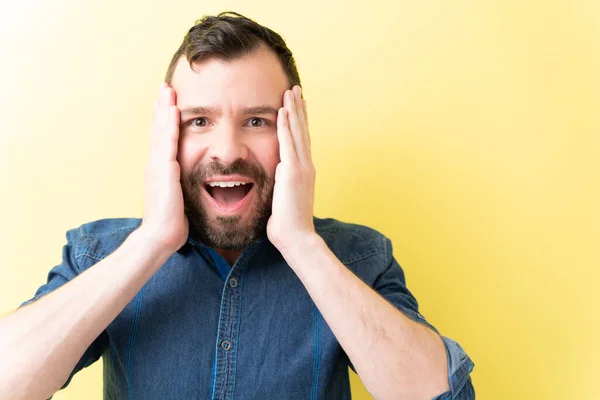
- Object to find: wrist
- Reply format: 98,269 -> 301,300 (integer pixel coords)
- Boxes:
131,225 -> 181,257
276,231 -> 325,265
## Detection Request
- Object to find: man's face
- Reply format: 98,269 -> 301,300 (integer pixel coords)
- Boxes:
170,44 -> 289,250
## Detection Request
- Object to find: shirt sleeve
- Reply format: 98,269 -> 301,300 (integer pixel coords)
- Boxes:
18,226 -> 109,393
346,236 -> 475,400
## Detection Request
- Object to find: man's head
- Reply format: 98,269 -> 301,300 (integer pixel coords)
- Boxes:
166,12 -> 301,251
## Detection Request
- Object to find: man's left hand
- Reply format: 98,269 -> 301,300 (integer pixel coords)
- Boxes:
267,85 -> 317,253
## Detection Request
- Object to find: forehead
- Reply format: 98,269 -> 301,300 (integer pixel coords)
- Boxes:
170,44 -> 290,110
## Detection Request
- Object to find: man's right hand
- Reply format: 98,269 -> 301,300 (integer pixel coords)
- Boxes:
0,83 -> 189,399
139,82 -> 189,253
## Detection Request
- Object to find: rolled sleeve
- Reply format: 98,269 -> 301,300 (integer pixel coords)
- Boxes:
432,337 -> 475,399
368,237 -> 475,399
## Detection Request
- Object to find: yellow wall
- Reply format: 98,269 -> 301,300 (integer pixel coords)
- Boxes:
1,0 -> 598,399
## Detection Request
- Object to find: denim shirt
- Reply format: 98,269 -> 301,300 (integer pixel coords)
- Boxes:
20,217 -> 475,399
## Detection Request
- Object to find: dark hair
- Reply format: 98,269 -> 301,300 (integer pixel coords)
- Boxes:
164,11 -> 301,87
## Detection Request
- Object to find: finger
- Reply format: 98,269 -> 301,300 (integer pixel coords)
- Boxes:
299,95 -> 312,155
151,84 -> 174,160
157,86 -> 177,138
165,105 -> 180,161
284,89 -> 308,165
158,84 -> 176,123
292,86 -> 312,162
302,99 -> 308,127
158,104 -> 179,161
277,107 -> 297,163
293,86 -> 307,134
293,87 -> 312,160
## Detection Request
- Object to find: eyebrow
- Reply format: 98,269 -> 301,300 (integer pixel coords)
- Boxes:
179,105 -> 279,118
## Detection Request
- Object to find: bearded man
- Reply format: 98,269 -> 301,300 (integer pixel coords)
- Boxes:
0,12 -> 475,400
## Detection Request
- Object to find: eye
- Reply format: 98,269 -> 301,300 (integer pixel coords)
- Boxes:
246,117 -> 268,128
190,117 -> 208,127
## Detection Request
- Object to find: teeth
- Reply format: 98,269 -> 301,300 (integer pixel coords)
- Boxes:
207,181 -> 249,187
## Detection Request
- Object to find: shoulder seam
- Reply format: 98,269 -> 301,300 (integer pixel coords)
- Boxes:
382,235 -> 391,264
318,225 -> 388,265
81,225 -> 138,238
343,250 -> 382,266
73,224 -> 138,261
75,252 -> 105,262
72,227 -> 84,274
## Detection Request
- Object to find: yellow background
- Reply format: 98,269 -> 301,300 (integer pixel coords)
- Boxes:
1,0 -> 598,399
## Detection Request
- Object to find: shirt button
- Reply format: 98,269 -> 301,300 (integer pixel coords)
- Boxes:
221,340 -> 232,351
229,278 -> 238,288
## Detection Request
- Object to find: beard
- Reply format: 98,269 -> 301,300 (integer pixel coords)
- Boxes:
181,158 -> 274,251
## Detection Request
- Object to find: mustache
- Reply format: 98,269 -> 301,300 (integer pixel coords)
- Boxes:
187,158 -> 269,188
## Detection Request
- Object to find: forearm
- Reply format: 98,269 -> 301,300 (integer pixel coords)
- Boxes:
282,234 -> 449,400
0,227 -> 174,400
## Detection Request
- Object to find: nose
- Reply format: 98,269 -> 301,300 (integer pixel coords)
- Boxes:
205,124 -> 249,165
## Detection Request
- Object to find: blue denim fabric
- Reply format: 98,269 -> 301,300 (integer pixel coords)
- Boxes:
19,217 -> 474,399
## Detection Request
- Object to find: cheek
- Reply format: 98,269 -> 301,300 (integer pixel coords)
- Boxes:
251,137 -> 280,176
177,137 -> 208,174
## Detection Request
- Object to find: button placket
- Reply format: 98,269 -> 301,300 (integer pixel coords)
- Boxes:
211,243 -> 261,400
212,271 -> 245,400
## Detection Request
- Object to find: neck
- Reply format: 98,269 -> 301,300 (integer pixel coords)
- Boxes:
215,248 -> 243,266
188,225 -> 264,266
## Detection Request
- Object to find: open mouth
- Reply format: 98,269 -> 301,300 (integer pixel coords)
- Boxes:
203,181 -> 255,214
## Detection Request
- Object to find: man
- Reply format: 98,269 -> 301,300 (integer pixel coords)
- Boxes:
0,12 -> 475,400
